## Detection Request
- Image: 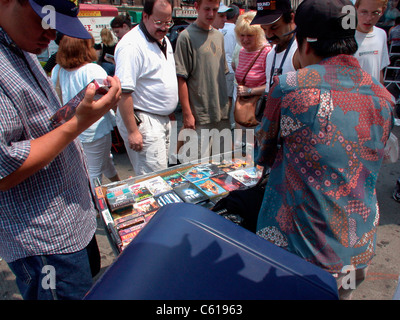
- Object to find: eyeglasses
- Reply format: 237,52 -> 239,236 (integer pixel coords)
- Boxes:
358,10 -> 382,18
152,19 -> 174,28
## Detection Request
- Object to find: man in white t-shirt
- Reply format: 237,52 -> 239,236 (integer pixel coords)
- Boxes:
115,0 -> 178,175
251,0 -> 300,93
354,0 -> 390,83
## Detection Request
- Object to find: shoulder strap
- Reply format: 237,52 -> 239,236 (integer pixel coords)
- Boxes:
269,35 -> 295,88
55,67 -> 63,105
240,45 -> 266,85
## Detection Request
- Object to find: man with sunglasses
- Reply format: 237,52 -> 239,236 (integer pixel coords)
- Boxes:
114,0 -> 178,175
354,0 -> 390,83
0,0 -> 121,299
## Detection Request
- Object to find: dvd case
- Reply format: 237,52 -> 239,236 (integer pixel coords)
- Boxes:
155,190 -> 183,207
193,178 -> 227,197
129,182 -> 153,202
227,169 -> 259,187
106,184 -> 135,212
133,197 -> 160,215
210,173 -> 245,191
162,172 -> 188,188
173,182 -> 208,204
144,176 -> 173,196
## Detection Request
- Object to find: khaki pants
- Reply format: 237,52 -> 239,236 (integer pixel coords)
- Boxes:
117,111 -> 171,176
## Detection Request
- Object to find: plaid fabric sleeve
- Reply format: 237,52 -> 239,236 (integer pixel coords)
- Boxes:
0,88 -> 31,179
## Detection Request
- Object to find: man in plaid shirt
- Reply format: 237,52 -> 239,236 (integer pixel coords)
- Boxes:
0,0 -> 121,299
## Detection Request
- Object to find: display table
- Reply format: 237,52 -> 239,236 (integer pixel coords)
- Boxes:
94,155 -> 261,253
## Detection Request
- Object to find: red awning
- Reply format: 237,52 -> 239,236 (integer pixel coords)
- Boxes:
78,4 -> 119,17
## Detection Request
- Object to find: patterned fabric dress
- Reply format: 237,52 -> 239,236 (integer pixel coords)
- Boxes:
255,54 -> 394,274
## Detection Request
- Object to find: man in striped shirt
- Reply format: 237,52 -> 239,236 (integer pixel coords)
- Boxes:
0,0 -> 121,299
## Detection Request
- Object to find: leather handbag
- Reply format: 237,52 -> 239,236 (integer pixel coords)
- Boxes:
234,46 -> 265,127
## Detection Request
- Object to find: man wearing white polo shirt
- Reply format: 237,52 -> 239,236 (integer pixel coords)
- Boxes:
115,0 -> 178,175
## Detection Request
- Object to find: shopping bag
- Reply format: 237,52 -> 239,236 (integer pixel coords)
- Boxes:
383,132 -> 399,164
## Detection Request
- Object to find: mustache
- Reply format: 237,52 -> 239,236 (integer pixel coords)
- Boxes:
266,29 -> 295,43
266,35 -> 279,43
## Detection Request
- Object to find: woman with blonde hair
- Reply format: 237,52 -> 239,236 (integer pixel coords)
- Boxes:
233,11 -> 271,146
95,28 -> 117,76
234,11 -> 271,99
51,35 -> 120,189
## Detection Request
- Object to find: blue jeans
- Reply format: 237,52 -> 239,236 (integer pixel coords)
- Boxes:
8,236 -> 100,300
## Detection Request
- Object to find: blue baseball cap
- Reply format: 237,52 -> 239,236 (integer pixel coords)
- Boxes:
29,0 -> 91,39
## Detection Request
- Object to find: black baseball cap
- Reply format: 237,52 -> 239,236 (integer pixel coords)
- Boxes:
29,0 -> 91,39
294,0 -> 356,42
250,0 -> 292,25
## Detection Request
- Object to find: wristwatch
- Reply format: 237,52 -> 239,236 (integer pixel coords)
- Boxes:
247,88 -> 252,95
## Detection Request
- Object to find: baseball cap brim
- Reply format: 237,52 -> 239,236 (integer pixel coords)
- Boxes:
218,3 -> 233,13
29,0 -> 91,39
250,12 -> 283,25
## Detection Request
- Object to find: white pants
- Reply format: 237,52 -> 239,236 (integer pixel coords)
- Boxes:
117,111 -> 170,176
81,133 -> 118,186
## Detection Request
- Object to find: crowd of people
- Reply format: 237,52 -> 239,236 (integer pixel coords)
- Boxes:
0,0 -> 398,300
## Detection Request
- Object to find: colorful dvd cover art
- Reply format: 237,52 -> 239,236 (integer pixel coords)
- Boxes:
144,176 -> 173,196
129,182 -> 153,202
162,172 -> 188,188
118,223 -> 146,236
119,224 -> 146,244
216,161 -> 243,173
191,163 -> 223,177
193,178 -> 227,197
173,182 -> 208,204
227,169 -> 259,187
216,158 -> 252,173
155,190 -> 183,206
232,158 -> 253,167
210,173 -> 245,191
133,197 -> 160,215
178,166 -> 211,182
243,166 -> 263,180
105,184 -> 135,211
